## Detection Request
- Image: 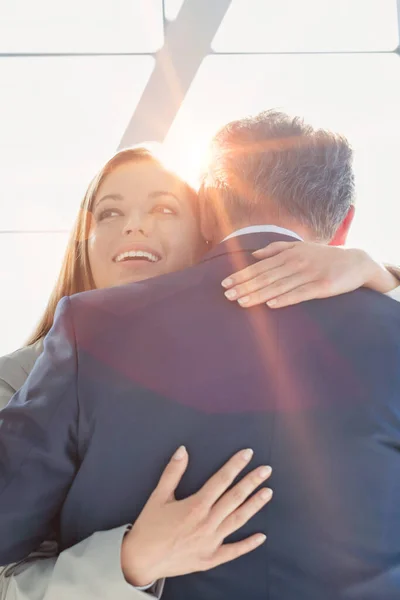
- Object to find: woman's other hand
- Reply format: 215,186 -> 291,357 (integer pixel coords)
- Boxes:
121,447 -> 272,587
222,241 -> 399,309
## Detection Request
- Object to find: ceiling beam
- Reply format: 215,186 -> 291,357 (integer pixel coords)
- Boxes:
118,0 -> 232,148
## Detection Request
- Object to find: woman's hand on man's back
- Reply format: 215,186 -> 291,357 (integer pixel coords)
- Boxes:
121,447 -> 272,587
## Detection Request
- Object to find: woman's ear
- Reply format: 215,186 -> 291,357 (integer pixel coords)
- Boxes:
329,205 -> 356,246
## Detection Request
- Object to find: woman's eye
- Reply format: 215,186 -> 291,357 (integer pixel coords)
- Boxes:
152,205 -> 176,215
97,208 -> 123,221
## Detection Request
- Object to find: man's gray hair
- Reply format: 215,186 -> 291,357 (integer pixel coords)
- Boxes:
200,110 -> 355,241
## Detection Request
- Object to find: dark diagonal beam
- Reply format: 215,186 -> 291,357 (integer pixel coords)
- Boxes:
118,0 -> 232,148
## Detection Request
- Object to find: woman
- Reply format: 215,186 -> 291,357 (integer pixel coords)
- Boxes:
0,146 -> 398,600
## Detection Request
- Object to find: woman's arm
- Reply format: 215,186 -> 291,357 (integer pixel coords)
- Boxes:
222,242 -> 400,308
0,527 -> 164,600
0,353 -> 164,600
0,314 -> 272,596
0,446 -> 271,600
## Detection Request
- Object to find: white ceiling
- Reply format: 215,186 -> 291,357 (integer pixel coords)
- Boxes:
0,0 -> 164,53
165,0 -> 398,50
0,56 -> 154,231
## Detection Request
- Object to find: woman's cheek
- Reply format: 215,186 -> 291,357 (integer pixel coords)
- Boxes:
89,230 -> 110,267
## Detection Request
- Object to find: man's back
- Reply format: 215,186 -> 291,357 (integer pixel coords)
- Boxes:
1,232 -> 399,598
55,232 -> 400,600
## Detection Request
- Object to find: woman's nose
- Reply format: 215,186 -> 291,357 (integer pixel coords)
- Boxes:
123,212 -> 151,237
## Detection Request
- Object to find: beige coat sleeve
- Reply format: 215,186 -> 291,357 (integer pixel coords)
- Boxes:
0,527 -> 164,600
385,265 -> 400,302
0,347 -> 164,600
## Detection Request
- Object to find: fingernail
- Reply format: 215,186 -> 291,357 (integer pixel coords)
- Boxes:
258,466 -> 272,479
260,488 -> 273,501
267,299 -> 277,307
173,446 -> 186,460
238,296 -> 250,306
221,278 -> 233,288
242,448 -> 254,461
254,534 -> 267,545
224,289 -> 237,300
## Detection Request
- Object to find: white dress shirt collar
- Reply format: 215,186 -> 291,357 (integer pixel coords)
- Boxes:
222,225 -> 303,243
386,286 -> 400,302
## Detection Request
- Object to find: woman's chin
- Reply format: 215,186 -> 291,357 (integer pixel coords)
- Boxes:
113,262 -> 165,286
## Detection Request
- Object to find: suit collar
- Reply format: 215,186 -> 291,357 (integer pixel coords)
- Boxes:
200,232 -> 301,265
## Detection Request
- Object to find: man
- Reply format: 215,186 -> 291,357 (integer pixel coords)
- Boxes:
1,111 -> 400,599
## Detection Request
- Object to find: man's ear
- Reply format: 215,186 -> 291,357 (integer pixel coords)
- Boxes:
329,205 -> 355,246
199,187 -> 218,244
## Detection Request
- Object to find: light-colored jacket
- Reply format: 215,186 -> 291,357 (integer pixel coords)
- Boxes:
0,342 -> 163,600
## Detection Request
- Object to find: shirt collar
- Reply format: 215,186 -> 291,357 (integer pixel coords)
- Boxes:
222,225 -> 303,243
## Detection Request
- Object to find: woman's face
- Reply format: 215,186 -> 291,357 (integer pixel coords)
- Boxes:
88,160 -> 204,289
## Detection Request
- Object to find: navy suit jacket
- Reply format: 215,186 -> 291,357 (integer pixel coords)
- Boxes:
1,232 -> 400,600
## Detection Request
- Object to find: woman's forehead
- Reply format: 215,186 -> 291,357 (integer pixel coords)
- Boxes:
99,161 -> 184,197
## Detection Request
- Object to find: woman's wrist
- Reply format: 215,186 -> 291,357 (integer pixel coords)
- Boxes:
121,530 -> 157,588
359,250 -> 399,293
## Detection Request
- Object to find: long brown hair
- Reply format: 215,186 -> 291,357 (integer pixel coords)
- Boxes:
26,147 -> 198,346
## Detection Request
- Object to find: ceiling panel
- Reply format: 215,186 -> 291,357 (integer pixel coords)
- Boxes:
164,53 -> 400,262
0,0 -> 163,53
0,56 -> 154,231
211,0 -> 399,52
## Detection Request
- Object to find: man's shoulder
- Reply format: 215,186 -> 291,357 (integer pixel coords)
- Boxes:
325,286 -> 400,315
304,286 -> 400,341
69,262 -> 207,317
